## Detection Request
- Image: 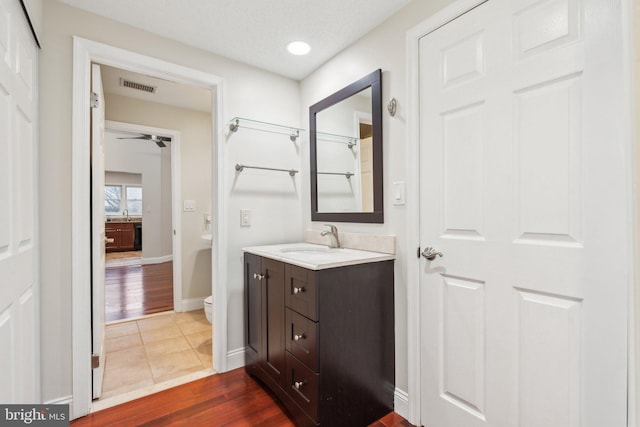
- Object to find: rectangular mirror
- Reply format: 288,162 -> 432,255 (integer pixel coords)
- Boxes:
310,69 -> 383,223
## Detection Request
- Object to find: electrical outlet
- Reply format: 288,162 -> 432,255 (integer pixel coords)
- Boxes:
240,209 -> 251,227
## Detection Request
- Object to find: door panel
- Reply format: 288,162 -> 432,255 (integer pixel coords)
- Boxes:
516,289 -> 580,427
513,0 -> 581,60
514,74 -> 582,245
17,106 -> 34,245
442,103 -> 485,239
418,0 -> 627,425
263,258 -> 285,388
91,63 -> 106,399
440,275 -> 486,420
0,0 -> 38,404
0,81 -> 10,253
0,308 -> 14,402
245,253 -> 262,360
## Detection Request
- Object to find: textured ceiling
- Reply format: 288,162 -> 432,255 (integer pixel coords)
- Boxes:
56,0 -> 411,80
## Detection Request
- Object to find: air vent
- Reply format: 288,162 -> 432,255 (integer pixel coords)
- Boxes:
119,78 -> 157,94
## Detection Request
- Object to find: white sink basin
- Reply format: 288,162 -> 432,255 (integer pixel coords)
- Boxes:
243,243 -> 394,270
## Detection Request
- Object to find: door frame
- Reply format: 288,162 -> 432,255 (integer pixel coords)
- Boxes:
71,37 -> 228,419
103,120 -> 183,312
404,0 -> 637,425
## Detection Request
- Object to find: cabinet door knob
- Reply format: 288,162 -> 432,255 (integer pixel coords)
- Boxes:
293,333 -> 306,342
253,273 -> 264,280
293,287 -> 305,294
293,380 -> 307,390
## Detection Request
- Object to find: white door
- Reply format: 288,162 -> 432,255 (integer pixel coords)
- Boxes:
91,63 -> 106,399
418,0 -> 629,426
0,0 -> 38,403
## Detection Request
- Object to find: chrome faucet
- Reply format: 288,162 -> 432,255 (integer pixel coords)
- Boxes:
123,209 -> 130,221
321,224 -> 340,248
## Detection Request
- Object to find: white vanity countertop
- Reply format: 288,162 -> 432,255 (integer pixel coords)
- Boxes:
242,242 -> 395,271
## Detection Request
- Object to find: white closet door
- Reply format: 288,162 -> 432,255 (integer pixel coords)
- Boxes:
418,0 -> 628,425
0,0 -> 39,404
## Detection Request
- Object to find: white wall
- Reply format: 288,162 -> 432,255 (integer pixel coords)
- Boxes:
38,0 -> 301,404
161,143 -> 172,257
225,118 -> 303,354
105,171 -> 142,187
300,0 -> 457,395
104,132 -> 168,260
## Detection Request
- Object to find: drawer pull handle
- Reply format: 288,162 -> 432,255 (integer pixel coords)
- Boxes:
293,333 -> 306,342
253,273 -> 265,280
293,287 -> 305,294
294,380 -> 307,390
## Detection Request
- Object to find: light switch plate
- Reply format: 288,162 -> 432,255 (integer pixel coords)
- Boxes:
183,200 -> 196,212
393,181 -> 405,205
240,209 -> 251,227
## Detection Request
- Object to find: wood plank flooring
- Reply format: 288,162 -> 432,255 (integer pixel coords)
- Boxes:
71,368 -> 413,427
105,261 -> 173,322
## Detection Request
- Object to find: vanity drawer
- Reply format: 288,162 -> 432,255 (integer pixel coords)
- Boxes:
286,352 -> 319,423
286,308 -> 318,372
285,264 -> 317,321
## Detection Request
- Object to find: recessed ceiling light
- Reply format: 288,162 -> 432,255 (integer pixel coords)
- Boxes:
287,41 -> 311,56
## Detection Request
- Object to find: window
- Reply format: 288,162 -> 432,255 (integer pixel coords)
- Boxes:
104,185 -> 143,215
104,185 -> 122,213
126,186 -> 143,214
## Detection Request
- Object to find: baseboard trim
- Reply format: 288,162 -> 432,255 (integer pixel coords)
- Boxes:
141,255 -> 173,265
44,395 -> 73,406
227,347 -> 246,371
181,298 -> 206,312
394,388 -> 409,420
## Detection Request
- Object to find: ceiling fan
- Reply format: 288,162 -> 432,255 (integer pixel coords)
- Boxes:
117,134 -> 171,147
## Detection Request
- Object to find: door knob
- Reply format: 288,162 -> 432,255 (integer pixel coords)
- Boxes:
421,247 -> 443,261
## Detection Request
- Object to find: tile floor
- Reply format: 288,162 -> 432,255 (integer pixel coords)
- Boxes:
100,310 -> 212,400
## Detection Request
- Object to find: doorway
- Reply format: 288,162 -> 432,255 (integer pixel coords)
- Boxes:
102,121 -> 182,323
71,37 -> 228,419
91,63 -> 215,402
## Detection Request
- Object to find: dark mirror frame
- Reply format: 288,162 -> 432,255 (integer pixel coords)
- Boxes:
310,69 -> 383,223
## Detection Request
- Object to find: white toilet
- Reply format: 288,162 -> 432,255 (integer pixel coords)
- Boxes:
204,296 -> 213,323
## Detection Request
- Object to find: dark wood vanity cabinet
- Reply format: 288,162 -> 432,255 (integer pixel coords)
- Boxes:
244,252 -> 395,427
245,255 -> 287,388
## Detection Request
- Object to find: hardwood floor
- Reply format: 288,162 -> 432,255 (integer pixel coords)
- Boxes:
71,368 -> 413,427
105,250 -> 142,267
105,261 -> 173,322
